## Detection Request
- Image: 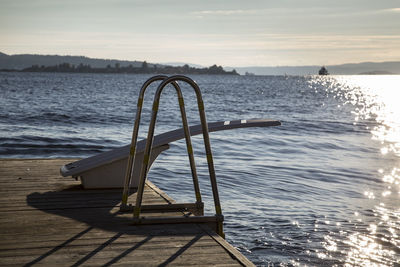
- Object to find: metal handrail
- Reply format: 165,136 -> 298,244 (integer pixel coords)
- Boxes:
132,75 -> 223,237
121,75 -> 164,207
121,75 -> 201,209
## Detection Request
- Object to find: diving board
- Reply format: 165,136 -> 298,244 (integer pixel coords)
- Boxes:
60,118 -> 280,189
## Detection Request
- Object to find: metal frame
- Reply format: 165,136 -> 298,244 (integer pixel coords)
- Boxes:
121,75 -> 224,237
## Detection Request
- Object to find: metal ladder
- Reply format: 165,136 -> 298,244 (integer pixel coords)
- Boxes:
120,75 -> 224,237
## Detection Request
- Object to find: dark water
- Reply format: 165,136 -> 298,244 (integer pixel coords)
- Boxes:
1,72 -> 399,266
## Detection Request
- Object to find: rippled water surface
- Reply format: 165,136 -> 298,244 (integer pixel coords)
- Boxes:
1,72 -> 399,266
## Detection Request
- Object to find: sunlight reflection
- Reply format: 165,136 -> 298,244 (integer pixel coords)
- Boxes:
339,76 -> 400,156
344,232 -> 395,267
309,75 -> 400,266
311,75 -> 400,155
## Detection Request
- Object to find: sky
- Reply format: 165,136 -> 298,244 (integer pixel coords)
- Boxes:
1,0 -> 400,67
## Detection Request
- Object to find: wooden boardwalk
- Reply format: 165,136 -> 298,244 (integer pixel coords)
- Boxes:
0,159 -> 254,266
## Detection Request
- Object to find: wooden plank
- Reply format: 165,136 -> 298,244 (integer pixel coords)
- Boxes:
0,159 -> 254,267
0,235 -> 216,250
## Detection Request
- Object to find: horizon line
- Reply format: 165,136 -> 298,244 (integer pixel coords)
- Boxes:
1,51 -> 400,68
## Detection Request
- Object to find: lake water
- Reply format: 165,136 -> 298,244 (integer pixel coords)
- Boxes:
1,72 -> 399,266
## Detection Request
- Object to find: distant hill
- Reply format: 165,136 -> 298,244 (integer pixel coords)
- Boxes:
358,70 -> 394,75
0,52 -> 152,70
0,52 -> 227,73
226,61 -> 400,75
0,52 -> 237,75
1,52 -> 400,75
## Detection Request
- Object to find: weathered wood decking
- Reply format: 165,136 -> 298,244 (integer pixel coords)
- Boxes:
0,159 -> 254,266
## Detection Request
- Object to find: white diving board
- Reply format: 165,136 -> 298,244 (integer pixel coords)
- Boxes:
60,118 -> 280,189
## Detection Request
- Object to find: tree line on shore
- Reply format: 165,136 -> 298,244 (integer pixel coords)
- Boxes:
14,62 -> 239,75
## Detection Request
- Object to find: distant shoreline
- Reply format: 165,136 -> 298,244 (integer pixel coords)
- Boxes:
2,52 -> 400,75
1,70 -> 398,77
0,62 -> 239,76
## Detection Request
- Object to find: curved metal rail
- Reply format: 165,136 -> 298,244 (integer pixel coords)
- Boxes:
121,76 -> 200,210
131,75 -> 224,236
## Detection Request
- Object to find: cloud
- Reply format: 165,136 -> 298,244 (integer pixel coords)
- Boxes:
192,9 -> 255,16
193,7 -> 400,17
2,30 -> 400,67
383,8 -> 400,13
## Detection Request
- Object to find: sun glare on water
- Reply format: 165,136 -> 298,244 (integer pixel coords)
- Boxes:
308,75 -> 400,266
342,76 -> 400,155
328,75 -> 400,266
